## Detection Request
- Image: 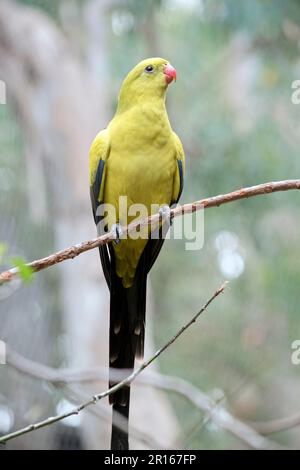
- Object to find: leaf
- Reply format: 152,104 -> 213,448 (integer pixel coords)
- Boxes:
10,257 -> 34,283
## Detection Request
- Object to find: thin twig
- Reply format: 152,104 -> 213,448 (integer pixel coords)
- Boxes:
5,339 -> 282,449
0,281 -> 227,444
1,179 -> 300,284
63,384 -> 170,450
6,353 -> 282,450
5,349 -> 169,449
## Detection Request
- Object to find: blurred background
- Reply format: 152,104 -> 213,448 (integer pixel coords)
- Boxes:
1,0 -> 300,450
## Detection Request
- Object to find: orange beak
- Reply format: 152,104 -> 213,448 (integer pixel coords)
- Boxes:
164,63 -> 177,84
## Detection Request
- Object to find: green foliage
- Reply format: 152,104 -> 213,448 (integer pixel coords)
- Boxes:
0,241 -> 33,283
10,257 -> 34,283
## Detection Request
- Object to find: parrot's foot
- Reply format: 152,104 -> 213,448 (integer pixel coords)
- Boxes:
159,205 -> 173,226
111,223 -> 123,244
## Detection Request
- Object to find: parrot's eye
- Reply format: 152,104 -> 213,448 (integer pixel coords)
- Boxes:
145,65 -> 154,73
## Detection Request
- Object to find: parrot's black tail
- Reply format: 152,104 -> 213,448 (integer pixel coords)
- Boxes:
109,252 -> 147,451
111,402 -> 130,450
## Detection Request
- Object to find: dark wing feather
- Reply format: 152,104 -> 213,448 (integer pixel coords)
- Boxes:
90,159 -> 111,289
176,159 -> 184,203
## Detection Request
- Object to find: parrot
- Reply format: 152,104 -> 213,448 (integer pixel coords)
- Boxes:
89,58 -> 185,450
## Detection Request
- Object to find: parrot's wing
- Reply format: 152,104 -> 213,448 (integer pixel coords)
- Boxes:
145,132 -> 185,274
172,131 -> 185,204
89,129 -> 111,288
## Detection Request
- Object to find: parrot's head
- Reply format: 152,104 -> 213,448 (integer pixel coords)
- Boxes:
117,58 -> 177,110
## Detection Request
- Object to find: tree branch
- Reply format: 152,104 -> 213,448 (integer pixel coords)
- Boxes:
0,281 -> 227,444
3,281 -> 286,449
5,281 -> 285,449
63,383 -> 170,450
125,374 -> 283,449
5,335 -> 282,449
248,412 -> 300,435
1,179 -> 299,285
6,350 -> 170,449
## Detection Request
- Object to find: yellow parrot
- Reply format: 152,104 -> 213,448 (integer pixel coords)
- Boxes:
89,58 -> 185,450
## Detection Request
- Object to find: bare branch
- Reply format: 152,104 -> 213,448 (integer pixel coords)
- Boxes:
248,412 -> 300,435
6,350 -> 170,449
143,374 -> 282,450
0,281 -> 227,444
1,179 -> 300,284
5,348 -> 171,448
139,378 -> 282,449
6,347 -> 107,384
63,384 -> 170,450
6,339 -> 282,449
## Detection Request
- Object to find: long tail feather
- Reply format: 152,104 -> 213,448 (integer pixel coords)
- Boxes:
109,253 -> 147,450
111,401 -> 130,450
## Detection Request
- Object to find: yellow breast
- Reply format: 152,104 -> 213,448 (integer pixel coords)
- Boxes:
104,106 -> 177,287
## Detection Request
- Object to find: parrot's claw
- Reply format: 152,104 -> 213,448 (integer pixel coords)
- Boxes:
159,205 -> 173,226
111,223 -> 123,244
